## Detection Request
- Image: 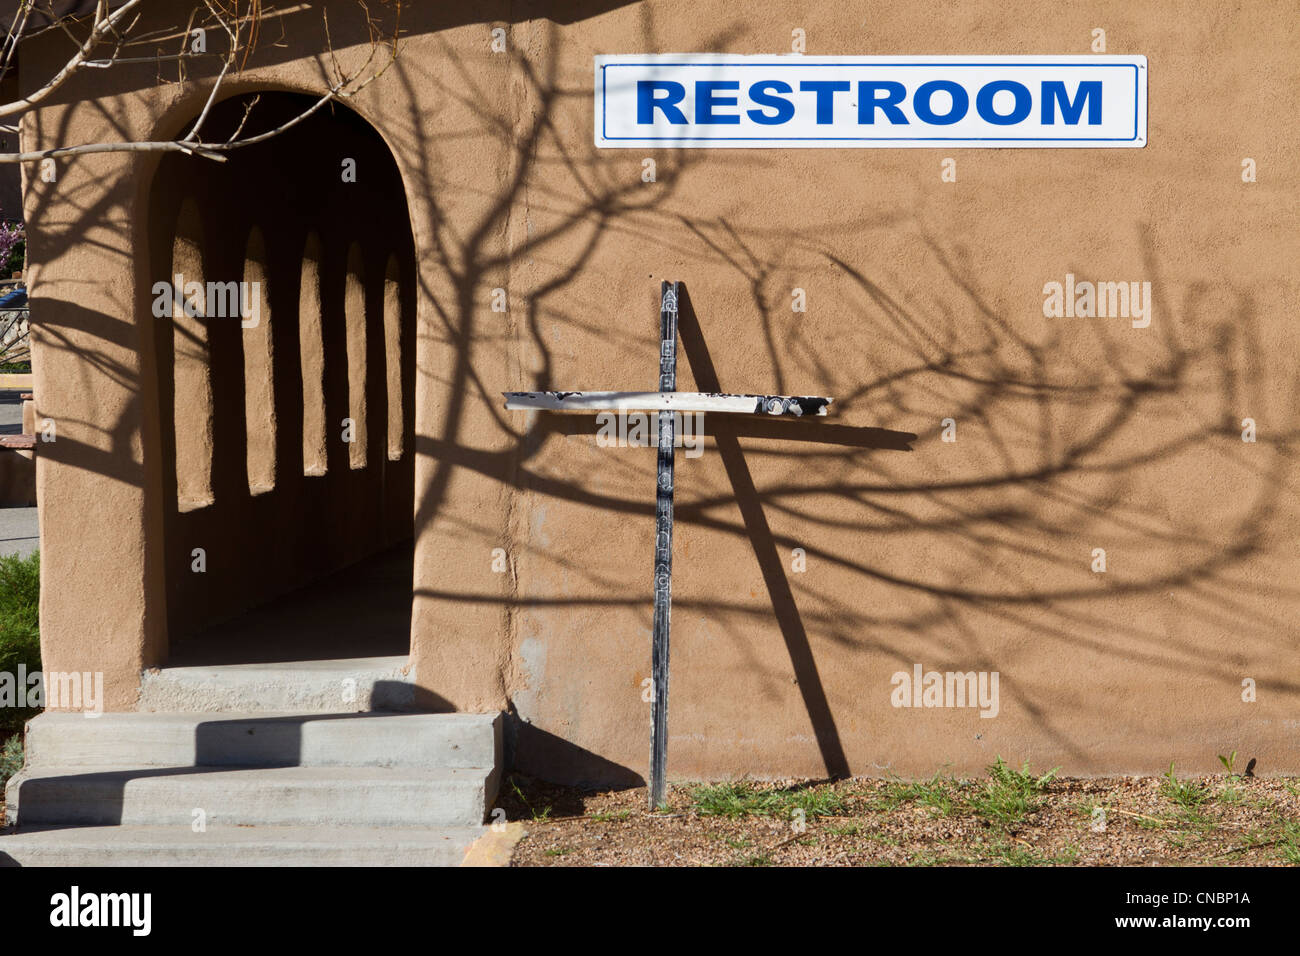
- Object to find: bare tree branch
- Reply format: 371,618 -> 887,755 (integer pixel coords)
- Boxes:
0,0 -> 402,163
0,0 -> 148,120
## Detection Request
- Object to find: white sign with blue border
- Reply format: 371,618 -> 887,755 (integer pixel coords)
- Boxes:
594,54 -> 1146,148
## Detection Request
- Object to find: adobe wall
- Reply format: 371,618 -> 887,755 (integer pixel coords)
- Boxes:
21,1 -> 1299,783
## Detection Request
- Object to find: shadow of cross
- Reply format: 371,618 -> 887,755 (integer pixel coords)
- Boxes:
503,281 -> 842,808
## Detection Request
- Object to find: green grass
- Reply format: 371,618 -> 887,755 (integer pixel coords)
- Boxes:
987,840 -> 1080,867
690,780 -> 847,820
1207,817 -> 1300,863
0,551 -> 40,733
1136,812 -> 1176,830
1218,784 -> 1245,805
969,757 -> 1059,826
876,774 -> 961,816
1279,822 -> 1300,864
589,808 -> 631,823
870,761 -> 1058,827
1160,763 -> 1211,810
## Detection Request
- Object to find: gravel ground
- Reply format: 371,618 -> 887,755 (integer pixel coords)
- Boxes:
4,763 -> 1292,865
503,769 -> 1300,867
0,506 -> 38,559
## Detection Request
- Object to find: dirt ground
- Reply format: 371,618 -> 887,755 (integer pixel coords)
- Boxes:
501,764 -> 1300,867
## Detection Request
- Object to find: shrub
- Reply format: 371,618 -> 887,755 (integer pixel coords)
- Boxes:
0,733 -> 21,795
0,220 -> 24,277
0,550 -> 40,733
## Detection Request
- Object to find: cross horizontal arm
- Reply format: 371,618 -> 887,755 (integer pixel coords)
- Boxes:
503,390 -> 831,416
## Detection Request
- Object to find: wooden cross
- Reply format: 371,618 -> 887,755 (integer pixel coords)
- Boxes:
504,281 -> 834,808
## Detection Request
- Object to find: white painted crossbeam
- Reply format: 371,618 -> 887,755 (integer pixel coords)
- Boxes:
503,390 -> 831,416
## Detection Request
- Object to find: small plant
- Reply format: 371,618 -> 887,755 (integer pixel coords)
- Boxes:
590,808 -> 631,823
1218,751 -> 1239,777
988,757 -> 1060,793
507,777 -> 553,821
1160,762 -> 1210,810
690,779 -> 846,820
971,757 -> 1059,826
878,774 -> 960,816
690,781 -> 765,817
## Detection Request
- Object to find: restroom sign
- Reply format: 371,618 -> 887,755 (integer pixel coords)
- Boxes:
594,54 -> 1146,148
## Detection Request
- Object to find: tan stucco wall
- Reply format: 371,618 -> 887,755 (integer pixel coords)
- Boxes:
20,1 -> 1300,784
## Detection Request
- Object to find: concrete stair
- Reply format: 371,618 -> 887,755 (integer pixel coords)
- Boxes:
23,711 -> 497,768
137,657 -> 417,713
1,710 -> 502,867
0,825 -> 480,867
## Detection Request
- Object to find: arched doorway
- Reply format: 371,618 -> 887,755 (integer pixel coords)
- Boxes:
145,93 -> 417,664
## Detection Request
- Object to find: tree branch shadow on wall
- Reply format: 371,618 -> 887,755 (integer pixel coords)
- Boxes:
365,21 -> 1300,783
20,8 -> 1300,792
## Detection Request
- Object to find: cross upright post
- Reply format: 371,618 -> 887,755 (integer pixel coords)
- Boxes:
649,281 -> 679,809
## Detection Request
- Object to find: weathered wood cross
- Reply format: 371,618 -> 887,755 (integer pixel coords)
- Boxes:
504,281 -> 834,807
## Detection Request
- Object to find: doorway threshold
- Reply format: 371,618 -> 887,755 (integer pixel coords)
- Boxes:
138,655 -> 418,714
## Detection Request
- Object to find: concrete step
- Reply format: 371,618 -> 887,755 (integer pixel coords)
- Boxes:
6,765 -> 499,828
0,824 -> 485,867
24,711 -> 501,770
137,656 -> 417,713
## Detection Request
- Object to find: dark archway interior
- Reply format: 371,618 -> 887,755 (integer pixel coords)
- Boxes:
146,93 -> 417,664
